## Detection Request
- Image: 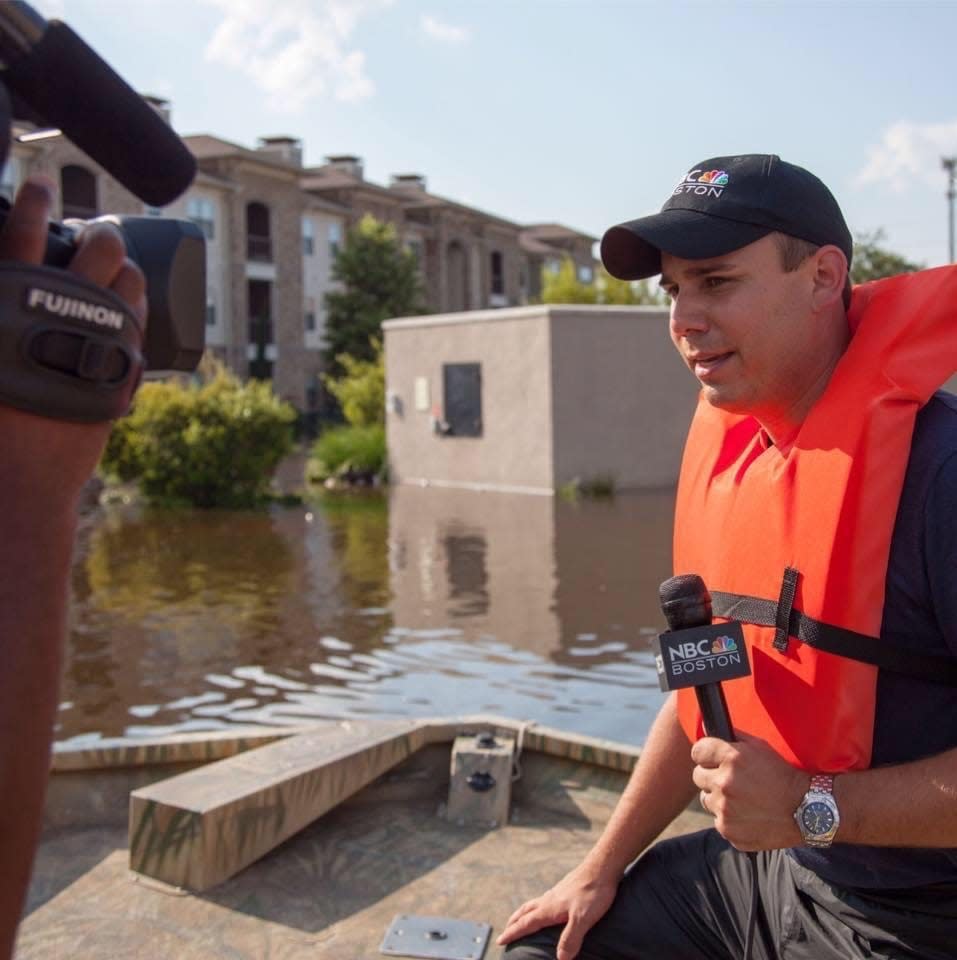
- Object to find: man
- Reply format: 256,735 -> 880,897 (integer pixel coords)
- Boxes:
0,175 -> 147,960
498,155 -> 957,959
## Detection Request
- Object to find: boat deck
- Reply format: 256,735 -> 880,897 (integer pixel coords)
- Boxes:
17,722 -> 710,959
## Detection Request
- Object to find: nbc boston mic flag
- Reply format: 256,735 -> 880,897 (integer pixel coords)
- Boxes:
654,622 -> 750,692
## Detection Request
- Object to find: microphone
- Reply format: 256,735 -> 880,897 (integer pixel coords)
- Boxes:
0,6 -> 196,206
656,574 -> 751,741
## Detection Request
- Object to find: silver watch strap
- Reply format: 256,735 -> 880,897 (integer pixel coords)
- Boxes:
809,774 -> 834,794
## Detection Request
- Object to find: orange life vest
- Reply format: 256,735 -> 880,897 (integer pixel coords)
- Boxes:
674,266 -> 957,773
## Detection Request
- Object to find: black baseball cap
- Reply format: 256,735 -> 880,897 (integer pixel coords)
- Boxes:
600,154 -> 853,280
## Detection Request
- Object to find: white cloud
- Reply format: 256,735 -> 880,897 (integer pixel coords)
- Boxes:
202,0 -> 390,111
420,14 -> 470,45
856,120 -> 957,192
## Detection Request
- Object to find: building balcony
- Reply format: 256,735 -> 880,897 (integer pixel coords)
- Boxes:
247,234 -> 273,262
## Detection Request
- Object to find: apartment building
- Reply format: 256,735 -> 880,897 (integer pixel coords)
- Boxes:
4,99 -> 597,413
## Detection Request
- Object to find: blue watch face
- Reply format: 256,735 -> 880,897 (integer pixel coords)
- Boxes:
802,800 -> 835,835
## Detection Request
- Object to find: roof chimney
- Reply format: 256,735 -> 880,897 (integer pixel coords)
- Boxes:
390,173 -> 427,193
324,155 -> 364,179
257,136 -> 303,168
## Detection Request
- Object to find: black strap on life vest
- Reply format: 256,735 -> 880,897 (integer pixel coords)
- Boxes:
711,569 -> 957,687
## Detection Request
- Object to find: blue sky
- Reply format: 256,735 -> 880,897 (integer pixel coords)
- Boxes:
35,0 -> 957,268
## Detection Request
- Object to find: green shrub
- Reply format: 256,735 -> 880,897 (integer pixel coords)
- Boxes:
308,424 -> 386,483
557,473 -> 617,501
102,364 -> 296,508
323,341 -> 384,427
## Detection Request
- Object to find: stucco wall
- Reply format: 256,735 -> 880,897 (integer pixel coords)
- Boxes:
384,307 -> 555,493
549,307 -> 698,490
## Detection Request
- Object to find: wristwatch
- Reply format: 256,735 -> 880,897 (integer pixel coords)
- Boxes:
794,774 -> 840,848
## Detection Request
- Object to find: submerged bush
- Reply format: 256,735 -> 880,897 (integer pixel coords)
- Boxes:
557,473 -> 617,501
308,424 -> 386,484
102,363 -> 296,508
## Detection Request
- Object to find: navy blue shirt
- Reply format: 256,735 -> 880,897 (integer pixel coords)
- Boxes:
792,391 -> 957,888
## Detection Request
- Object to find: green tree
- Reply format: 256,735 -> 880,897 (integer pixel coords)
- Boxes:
542,258 -> 667,306
541,258 -> 597,304
323,339 -> 385,428
851,230 -> 923,284
323,215 -> 425,372
597,267 -> 668,306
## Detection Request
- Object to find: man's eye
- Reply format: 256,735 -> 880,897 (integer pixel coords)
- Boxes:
660,286 -> 676,299
705,276 -> 730,289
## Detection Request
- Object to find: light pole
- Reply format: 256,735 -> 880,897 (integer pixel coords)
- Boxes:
944,157 -> 957,263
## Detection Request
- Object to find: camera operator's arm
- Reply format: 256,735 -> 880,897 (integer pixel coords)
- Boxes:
0,175 -> 146,960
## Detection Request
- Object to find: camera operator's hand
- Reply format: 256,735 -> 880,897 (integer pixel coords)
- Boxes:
0,174 -> 147,960
0,174 -> 147,500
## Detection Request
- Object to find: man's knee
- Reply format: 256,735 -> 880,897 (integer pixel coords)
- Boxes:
501,925 -> 562,959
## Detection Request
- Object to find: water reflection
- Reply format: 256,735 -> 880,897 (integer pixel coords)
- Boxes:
61,486 -> 677,747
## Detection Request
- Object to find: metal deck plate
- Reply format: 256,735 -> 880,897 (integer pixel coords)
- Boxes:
380,914 -> 491,960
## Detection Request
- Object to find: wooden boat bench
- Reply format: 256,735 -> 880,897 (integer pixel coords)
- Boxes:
128,718 -> 427,891
126,715 -> 644,892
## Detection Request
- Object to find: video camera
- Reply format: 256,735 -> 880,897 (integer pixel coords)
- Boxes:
0,0 -> 204,422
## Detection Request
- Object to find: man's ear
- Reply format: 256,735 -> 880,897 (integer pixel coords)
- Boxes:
809,245 -> 848,311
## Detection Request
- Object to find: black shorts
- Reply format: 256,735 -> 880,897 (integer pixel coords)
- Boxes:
503,829 -> 957,960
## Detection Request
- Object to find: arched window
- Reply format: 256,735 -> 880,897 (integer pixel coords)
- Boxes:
246,202 -> 271,261
60,165 -> 97,220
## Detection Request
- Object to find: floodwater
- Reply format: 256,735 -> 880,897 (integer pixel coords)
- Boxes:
60,484 -> 678,748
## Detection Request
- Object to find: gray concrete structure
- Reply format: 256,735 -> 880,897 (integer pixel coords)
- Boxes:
383,305 -> 697,495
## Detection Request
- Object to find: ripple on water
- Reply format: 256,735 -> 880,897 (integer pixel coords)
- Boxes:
205,673 -> 246,690
319,636 -> 353,651
62,492 -> 675,747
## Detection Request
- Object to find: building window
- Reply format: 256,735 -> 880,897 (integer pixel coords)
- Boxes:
304,296 -> 317,333
248,278 -> 273,380
545,258 -> 561,275
187,197 -> 216,239
206,298 -> 216,327
60,164 -> 97,220
578,264 -> 594,284
0,156 -> 20,202
329,222 -> 342,258
302,217 -> 315,255
490,251 -> 504,296
442,362 -> 482,438
246,201 -> 272,261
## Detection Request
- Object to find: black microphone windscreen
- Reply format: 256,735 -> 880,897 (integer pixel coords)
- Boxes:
659,573 -> 712,631
3,21 -> 196,206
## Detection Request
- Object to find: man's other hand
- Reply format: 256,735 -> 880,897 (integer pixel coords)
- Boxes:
496,861 -> 619,960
